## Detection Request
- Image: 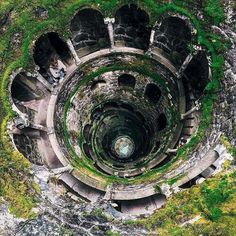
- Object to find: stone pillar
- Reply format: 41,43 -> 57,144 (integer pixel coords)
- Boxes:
52,165 -> 73,175
103,185 -> 113,200
34,72 -> 53,91
149,29 -> 156,49
104,18 -> 115,49
176,53 -> 194,79
66,39 -> 81,65
30,123 -> 48,132
181,102 -> 201,120
166,148 -> 178,154
176,47 -> 201,79
47,127 -> 55,135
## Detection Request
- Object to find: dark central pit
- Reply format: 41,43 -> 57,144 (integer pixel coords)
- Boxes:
61,60 -> 181,177
113,136 -> 135,159
96,102 -> 153,164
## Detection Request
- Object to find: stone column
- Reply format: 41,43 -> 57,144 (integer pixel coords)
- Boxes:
103,185 -> 113,200
66,39 -> 81,65
30,123 -> 48,132
52,165 -> 73,175
166,148 -> 178,154
35,72 -> 53,91
176,53 -> 194,79
181,102 -> 201,120
176,47 -> 201,79
104,18 -> 115,49
27,69 -> 52,91
149,29 -> 156,49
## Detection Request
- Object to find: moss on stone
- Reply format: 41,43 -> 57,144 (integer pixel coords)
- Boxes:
133,173 -> 236,235
0,0 -> 231,220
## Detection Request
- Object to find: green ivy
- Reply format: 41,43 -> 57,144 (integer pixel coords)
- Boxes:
204,0 -> 226,26
200,177 -> 235,221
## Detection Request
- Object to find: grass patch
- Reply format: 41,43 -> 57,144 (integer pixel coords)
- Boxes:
204,0 -> 226,26
134,173 -> 236,235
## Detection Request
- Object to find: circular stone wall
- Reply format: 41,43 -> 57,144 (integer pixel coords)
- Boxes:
8,3 -> 221,216
55,53 -> 184,179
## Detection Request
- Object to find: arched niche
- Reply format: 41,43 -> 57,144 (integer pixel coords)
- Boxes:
154,16 -> 192,64
33,32 -> 72,76
114,193 -> 166,215
144,83 -> 161,103
11,72 -> 44,106
151,141 -> 161,153
70,8 -> 109,55
118,74 -> 136,88
91,80 -> 106,91
114,4 -> 151,49
184,51 -> 210,97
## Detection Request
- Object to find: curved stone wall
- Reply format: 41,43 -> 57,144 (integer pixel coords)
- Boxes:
7,3 -> 224,216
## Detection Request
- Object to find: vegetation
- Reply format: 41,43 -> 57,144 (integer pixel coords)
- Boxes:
204,0 -> 226,26
0,1 -> 234,231
200,176 -> 234,221
221,136 -> 236,158
131,173 -> 236,235
0,148 -> 38,218
106,230 -> 121,236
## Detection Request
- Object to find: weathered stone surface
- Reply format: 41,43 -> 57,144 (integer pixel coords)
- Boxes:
10,165 -> 148,236
34,7 -> 48,19
165,15 -> 236,180
11,32 -> 23,50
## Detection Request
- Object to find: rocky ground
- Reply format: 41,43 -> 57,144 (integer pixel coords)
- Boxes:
1,165 -> 149,236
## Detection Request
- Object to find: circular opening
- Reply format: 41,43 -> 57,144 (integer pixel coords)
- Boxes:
144,83 -> 161,103
112,136 -> 135,159
91,80 -> 106,90
118,74 -> 136,88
